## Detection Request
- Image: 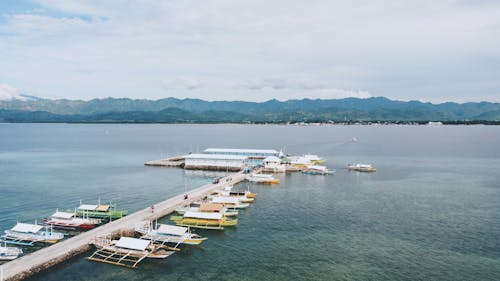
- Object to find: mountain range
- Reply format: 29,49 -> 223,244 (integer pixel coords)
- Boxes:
0,96 -> 499,123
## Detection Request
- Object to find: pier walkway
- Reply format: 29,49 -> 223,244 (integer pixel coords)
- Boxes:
0,171 -> 250,281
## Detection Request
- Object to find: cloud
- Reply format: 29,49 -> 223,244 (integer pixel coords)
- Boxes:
0,1 -> 499,102
162,77 -> 203,91
0,83 -> 26,100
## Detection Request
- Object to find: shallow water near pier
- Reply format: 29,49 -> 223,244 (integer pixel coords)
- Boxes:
1,123 -> 499,280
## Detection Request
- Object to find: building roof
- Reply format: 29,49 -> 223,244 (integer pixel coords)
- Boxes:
115,237 -> 150,251
204,148 -> 279,154
184,153 -> 247,160
51,211 -> 74,219
12,223 -> 43,233
157,224 -> 187,236
184,211 -> 222,220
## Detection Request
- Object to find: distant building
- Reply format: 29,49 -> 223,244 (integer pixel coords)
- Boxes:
184,154 -> 247,171
203,148 -> 279,166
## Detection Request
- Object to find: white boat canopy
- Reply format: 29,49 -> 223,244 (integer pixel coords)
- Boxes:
211,197 -> 240,204
184,211 -> 222,220
308,165 -> 328,171
78,204 -> 98,211
157,224 -> 188,236
51,211 -> 75,219
115,237 -> 150,251
11,223 -> 43,233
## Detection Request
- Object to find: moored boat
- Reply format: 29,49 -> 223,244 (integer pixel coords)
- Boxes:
176,203 -> 239,217
0,242 -> 22,261
44,210 -> 102,230
75,200 -> 128,220
171,211 -> 238,230
302,165 -> 335,175
347,163 -> 377,172
246,174 -> 280,184
135,221 -> 207,245
2,222 -> 64,246
209,196 -> 250,209
88,236 -> 175,268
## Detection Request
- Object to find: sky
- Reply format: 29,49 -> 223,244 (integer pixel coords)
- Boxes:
0,0 -> 499,103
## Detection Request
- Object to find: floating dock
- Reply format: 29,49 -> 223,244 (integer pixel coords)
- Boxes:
0,171 -> 251,281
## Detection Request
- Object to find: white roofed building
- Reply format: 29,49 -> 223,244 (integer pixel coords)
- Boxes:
184,154 -> 247,171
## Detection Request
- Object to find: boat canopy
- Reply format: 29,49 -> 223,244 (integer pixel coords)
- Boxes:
95,205 -> 110,212
308,165 -> 328,171
157,224 -> 187,236
115,237 -> 150,251
51,211 -> 74,219
184,211 -> 222,220
11,223 -> 43,233
263,156 -> 281,163
211,197 -> 240,204
199,203 -> 224,212
78,204 -> 98,211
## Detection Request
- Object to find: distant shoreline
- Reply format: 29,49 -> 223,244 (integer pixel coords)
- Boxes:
1,120 -> 499,125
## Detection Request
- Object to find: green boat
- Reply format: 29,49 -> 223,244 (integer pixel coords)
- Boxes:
75,202 -> 128,220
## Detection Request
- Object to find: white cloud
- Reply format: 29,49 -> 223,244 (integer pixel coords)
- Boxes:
0,1 -> 499,102
0,83 -> 26,100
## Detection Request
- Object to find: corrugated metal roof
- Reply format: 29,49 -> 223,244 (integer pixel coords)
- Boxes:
11,223 -> 43,233
211,196 -> 240,204
78,204 -> 98,211
51,211 -> 74,219
184,154 -> 247,160
115,237 -> 150,251
204,148 -> 278,154
184,211 -> 222,220
157,224 -> 187,236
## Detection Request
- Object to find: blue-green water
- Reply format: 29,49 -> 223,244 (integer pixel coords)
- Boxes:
1,124 -> 499,280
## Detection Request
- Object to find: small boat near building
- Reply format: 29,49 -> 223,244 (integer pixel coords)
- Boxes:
246,174 -> 280,184
302,165 -> 335,175
347,163 -> 377,172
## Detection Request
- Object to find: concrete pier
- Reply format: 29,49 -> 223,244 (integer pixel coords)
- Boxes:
144,156 -> 185,167
0,171 -> 250,281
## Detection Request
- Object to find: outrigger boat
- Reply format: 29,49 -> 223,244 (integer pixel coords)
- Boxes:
88,236 -> 175,268
303,154 -> 325,165
246,174 -> 280,184
135,221 -> 207,246
171,211 -> 238,230
75,200 -> 128,220
210,190 -> 256,202
176,203 -> 239,217
209,196 -> 250,209
347,163 -> 377,172
302,165 -> 335,175
2,222 -> 64,246
0,242 -> 23,261
44,210 -> 101,230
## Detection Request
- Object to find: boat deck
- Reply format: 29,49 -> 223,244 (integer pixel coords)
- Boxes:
0,171 -> 252,281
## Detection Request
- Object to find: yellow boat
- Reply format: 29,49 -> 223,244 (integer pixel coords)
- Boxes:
172,211 -> 238,230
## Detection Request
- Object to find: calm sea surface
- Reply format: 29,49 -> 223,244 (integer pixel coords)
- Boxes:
0,123 -> 499,281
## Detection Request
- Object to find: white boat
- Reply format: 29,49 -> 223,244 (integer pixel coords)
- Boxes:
2,222 -> 64,246
176,203 -> 239,217
44,210 -> 102,230
208,191 -> 254,203
0,242 -> 22,261
88,236 -> 175,268
135,221 -> 207,245
303,154 -> 325,164
347,163 -> 377,172
209,196 -> 250,209
246,174 -> 280,184
302,165 -> 334,175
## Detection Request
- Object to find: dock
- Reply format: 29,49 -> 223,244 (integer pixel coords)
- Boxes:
144,156 -> 185,167
0,171 -> 250,281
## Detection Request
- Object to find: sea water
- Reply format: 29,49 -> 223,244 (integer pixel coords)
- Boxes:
0,123 -> 499,280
